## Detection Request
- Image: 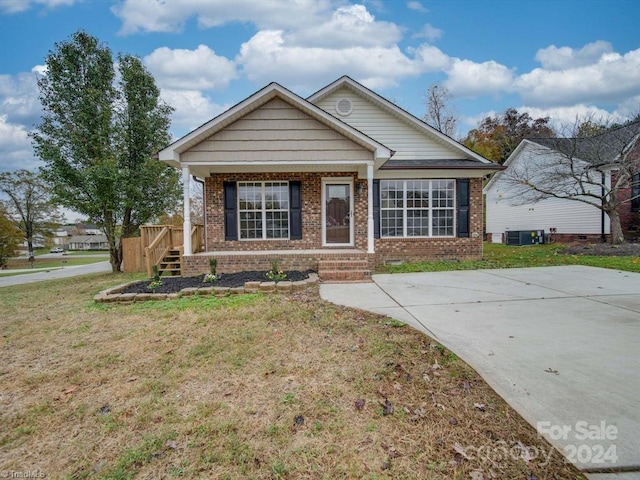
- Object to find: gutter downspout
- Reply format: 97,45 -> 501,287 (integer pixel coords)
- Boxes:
192,176 -> 206,250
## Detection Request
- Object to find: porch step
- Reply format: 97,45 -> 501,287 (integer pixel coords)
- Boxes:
317,259 -> 372,283
158,248 -> 182,276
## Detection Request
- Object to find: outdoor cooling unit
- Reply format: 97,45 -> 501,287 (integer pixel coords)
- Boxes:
505,230 -> 545,246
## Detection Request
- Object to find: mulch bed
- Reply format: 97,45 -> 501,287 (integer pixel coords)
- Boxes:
559,241 -> 640,256
122,270 -> 315,294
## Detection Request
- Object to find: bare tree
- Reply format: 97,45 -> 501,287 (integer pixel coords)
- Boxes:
502,119 -> 640,244
423,82 -> 458,138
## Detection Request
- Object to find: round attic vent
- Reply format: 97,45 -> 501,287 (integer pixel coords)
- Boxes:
335,98 -> 353,116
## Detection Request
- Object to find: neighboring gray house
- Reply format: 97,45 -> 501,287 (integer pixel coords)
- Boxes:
484,122 -> 640,243
67,234 -> 109,251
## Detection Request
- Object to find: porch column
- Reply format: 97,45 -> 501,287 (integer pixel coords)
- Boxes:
367,163 -> 375,254
182,166 -> 192,255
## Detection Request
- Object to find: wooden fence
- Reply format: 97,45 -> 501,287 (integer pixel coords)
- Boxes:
122,237 -> 144,273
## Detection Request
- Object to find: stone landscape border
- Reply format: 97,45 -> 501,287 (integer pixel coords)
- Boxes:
94,273 -> 319,303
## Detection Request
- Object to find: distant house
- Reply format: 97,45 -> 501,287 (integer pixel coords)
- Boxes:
52,226 -> 74,247
484,122 -> 640,243
68,234 -> 109,251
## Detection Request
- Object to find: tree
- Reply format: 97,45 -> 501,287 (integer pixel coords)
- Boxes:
32,31 -> 180,272
0,169 -> 62,254
0,205 -> 22,267
423,82 -> 458,138
501,120 -> 640,244
463,108 -> 555,163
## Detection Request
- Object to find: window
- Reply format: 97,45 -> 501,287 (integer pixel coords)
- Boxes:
238,182 -> 289,239
380,180 -> 455,237
632,172 -> 640,212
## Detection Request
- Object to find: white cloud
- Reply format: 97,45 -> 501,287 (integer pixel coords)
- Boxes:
237,30 -> 424,92
143,45 -> 237,91
112,0 -> 333,35
0,72 -> 42,127
286,4 -> 403,48
535,41 -> 613,71
406,1 -> 427,13
520,104 -> 627,131
0,114 -> 39,172
159,89 -> 229,135
0,0 -> 76,14
515,47 -> 640,106
445,59 -> 515,97
413,23 -> 443,41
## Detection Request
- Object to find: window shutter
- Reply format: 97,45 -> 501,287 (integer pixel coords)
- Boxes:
373,180 -> 380,238
457,179 -> 470,238
223,181 -> 237,241
289,181 -> 302,240
632,173 -> 640,212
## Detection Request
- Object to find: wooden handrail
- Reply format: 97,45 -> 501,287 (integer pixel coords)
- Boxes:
140,224 -> 204,276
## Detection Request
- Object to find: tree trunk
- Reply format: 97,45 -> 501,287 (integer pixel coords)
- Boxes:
607,208 -> 625,244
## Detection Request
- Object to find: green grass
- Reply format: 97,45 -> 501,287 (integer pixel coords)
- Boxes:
380,242 -> 640,274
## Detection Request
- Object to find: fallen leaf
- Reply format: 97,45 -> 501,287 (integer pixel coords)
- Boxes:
474,403 -> 486,412
64,385 -> 79,394
165,440 -> 177,450
380,398 -> 393,415
354,398 -> 365,411
126,376 -> 138,382
453,442 -> 471,459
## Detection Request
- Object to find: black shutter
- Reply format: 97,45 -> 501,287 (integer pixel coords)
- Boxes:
632,173 -> 640,212
457,179 -> 470,238
223,181 -> 237,241
289,181 -> 302,240
373,180 -> 380,238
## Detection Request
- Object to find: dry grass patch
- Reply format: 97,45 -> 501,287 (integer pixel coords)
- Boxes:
0,274 -> 584,479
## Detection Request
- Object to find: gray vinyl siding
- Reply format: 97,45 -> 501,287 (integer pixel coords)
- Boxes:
313,87 -> 464,161
181,97 -> 372,163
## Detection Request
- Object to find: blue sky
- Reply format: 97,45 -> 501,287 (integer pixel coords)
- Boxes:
1,0 -> 639,173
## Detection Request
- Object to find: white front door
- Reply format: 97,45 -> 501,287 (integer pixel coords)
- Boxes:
322,179 -> 354,246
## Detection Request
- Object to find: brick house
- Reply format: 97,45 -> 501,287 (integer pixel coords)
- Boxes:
158,76 -> 501,280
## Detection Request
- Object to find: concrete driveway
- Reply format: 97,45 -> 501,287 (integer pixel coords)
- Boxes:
320,266 -> 640,479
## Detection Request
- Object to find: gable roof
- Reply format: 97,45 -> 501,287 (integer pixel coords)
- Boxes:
158,81 -> 393,167
307,75 -> 499,169
528,121 -> 640,167
484,121 -> 640,192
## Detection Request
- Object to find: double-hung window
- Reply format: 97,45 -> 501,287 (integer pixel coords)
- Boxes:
238,182 -> 289,239
380,180 -> 455,237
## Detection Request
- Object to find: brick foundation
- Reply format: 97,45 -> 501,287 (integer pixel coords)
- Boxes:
189,174 -> 485,276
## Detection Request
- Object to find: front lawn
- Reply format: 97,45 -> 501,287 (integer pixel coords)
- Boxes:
380,242 -> 640,274
0,274 -> 584,479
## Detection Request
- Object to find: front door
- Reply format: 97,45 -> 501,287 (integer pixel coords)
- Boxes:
323,181 -> 353,246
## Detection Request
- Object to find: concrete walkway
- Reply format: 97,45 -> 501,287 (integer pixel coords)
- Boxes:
320,266 -> 640,479
0,261 -> 112,287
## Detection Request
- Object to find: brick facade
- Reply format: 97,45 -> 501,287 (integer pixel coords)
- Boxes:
611,170 -> 640,240
182,173 -> 484,276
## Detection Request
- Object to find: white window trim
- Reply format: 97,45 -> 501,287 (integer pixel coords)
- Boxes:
237,181 -> 290,241
380,179 -> 456,238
